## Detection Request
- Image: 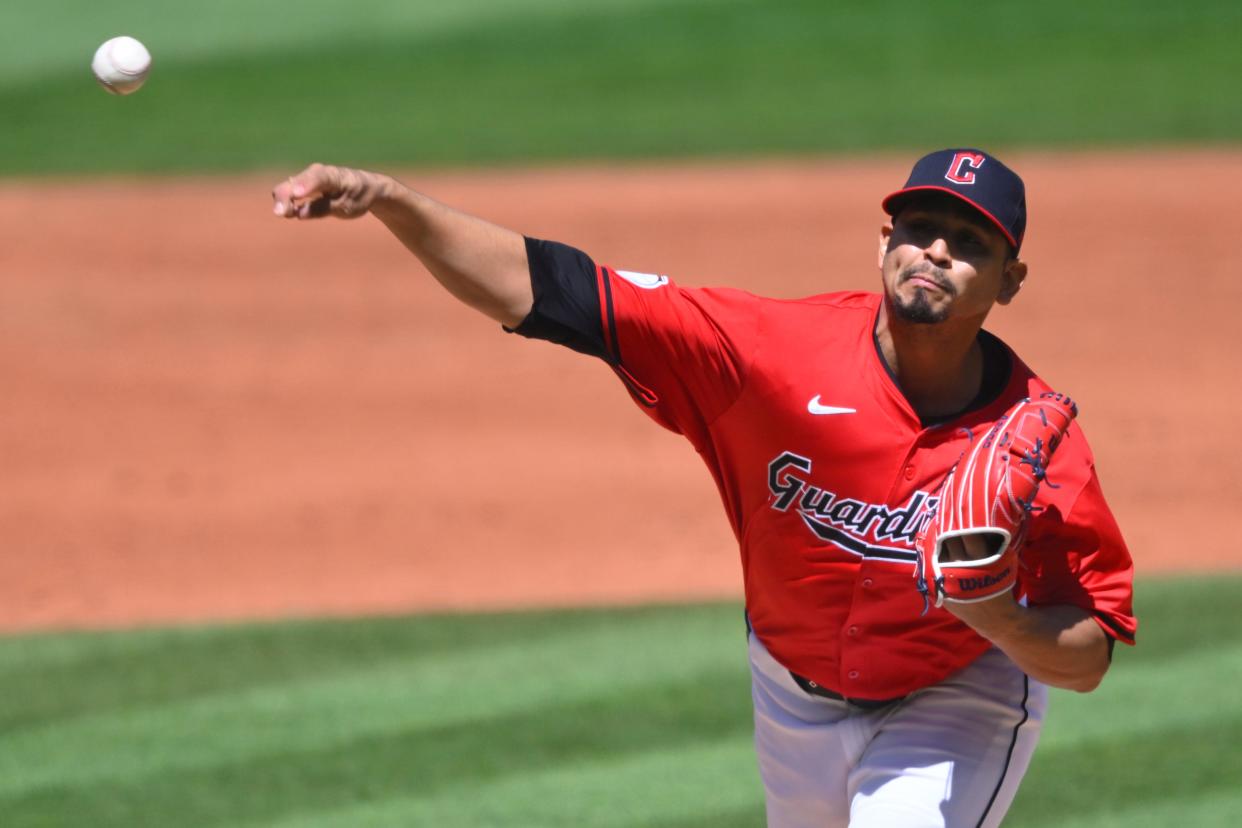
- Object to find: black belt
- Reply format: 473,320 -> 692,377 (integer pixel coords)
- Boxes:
789,672 -> 906,710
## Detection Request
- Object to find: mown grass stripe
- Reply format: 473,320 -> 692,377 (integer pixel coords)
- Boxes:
1007,716 -> 1242,826
0,606 -> 748,797
1,670 -> 753,827
1035,646 -> 1242,746
0,603 -> 743,729
250,739 -> 761,828
0,0 -> 713,85
1024,787 -> 1242,828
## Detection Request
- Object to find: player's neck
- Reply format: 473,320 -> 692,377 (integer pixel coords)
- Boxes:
875,303 -> 985,420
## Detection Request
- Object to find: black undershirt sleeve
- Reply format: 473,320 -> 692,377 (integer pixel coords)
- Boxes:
508,236 -> 611,361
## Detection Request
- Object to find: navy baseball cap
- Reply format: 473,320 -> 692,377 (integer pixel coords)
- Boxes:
881,148 -> 1027,253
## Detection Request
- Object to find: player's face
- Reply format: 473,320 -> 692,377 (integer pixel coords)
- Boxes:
879,197 -> 1025,325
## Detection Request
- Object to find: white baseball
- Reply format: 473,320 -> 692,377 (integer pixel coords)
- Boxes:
92,36 -> 152,96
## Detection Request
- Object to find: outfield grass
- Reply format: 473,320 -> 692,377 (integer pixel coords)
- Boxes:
4,0 -> 1241,175
2,575 -> 1238,826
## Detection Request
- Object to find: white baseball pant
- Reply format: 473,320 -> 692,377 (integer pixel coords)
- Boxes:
749,631 -> 1047,827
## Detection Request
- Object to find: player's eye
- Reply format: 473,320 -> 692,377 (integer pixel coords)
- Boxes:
951,229 -> 984,251
905,219 -> 935,238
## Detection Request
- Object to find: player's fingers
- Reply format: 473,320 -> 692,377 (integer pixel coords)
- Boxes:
291,163 -> 343,201
272,163 -> 343,218
271,177 -> 298,217
941,537 -> 969,562
288,197 -> 333,219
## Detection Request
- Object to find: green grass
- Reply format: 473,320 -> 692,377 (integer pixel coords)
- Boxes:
4,0 -> 1242,175
2,575 -> 1239,826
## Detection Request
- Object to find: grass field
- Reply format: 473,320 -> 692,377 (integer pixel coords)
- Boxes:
4,0 -> 1242,174
3,575 -> 1239,827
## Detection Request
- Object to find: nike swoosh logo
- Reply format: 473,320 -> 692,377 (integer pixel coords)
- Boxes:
807,395 -> 857,416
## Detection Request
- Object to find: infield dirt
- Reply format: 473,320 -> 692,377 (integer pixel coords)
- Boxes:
2,150 -> 1238,632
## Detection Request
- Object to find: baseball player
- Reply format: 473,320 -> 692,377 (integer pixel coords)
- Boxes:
272,148 -> 1136,827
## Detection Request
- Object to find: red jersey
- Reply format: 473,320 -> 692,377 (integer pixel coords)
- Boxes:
512,239 -> 1136,700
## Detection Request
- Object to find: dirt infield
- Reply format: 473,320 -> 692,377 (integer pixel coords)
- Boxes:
2,150 -> 1238,633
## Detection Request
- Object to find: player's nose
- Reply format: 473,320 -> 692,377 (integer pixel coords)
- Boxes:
923,237 -> 952,265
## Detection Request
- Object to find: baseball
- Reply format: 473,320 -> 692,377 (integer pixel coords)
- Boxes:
91,36 -> 151,96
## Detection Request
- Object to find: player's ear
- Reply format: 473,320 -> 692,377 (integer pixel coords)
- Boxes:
997,258 -> 1027,305
878,223 -> 894,268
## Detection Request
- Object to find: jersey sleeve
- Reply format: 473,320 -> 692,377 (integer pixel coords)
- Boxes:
510,236 -> 762,444
1019,456 -> 1138,646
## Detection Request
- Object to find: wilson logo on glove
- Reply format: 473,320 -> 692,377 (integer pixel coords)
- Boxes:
958,568 -> 1012,593
915,393 -> 1077,613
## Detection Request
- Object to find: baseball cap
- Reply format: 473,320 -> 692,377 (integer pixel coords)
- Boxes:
881,148 -> 1027,253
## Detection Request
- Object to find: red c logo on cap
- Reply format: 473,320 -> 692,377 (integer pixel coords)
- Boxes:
945,152 -> 986,184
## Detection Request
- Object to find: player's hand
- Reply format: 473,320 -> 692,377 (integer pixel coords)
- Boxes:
271,163 -> 391,220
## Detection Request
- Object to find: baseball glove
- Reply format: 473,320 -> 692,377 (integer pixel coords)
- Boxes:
915,392 -> 1077,612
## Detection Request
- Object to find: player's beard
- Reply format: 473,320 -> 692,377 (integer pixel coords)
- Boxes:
892,265 -> 955,324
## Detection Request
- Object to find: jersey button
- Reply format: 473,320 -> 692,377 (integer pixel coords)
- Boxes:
862,578 -> 874,589
848,670 -> 860,680
847,626 -> 859,637
903,464 -> 916,480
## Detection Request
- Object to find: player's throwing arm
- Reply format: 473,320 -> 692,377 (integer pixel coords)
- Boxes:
272,163 -> 533,327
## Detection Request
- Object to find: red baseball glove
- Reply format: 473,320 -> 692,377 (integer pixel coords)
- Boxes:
915,392 -> 1078,611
